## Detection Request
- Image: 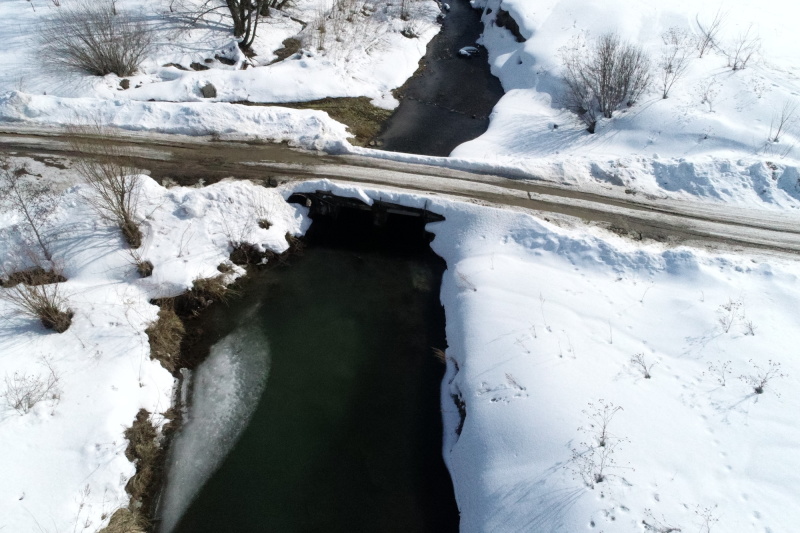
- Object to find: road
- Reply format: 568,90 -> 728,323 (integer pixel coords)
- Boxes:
2,126 -> 800,257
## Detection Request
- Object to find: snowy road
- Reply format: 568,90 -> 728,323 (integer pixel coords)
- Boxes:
3,127 -> 800,256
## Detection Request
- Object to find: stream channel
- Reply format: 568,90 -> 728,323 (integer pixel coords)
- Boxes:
155,202 -> 459,532
376,0 -> 505,156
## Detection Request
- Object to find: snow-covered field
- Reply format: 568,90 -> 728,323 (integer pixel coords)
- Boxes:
0,0 -> 441,151
451,0 -> 800,210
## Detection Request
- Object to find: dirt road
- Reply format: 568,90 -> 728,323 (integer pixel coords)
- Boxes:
3,127 -> 800,256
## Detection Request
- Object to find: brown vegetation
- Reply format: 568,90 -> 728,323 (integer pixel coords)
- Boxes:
145,303 -> 185,373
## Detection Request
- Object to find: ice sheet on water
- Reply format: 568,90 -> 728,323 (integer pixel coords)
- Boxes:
158,320 -> 270,533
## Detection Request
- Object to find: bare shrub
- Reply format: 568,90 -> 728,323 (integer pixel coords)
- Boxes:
739,359 -> 786,394
695,79 -> 722,112
1,277 -> 73,332
3,358 -> 61,415
724,26 -> 760,71
304,0 -> 380,58
39,0 -> 153,77
643,509 -> 682,532
568,400 -> 627,487
694,504 -> 720,533
768,99 -> 798,143
66,125 -> 143,248
704,360 -> 732,386
659,27 -> 694,99
695,9 -> 726,58
128,249 -> 153,278
630,352 -> 656,379
717,297 -> 743,333
145,303 -> 185,373
0,159 -> 59,262
561,32 -> 651,133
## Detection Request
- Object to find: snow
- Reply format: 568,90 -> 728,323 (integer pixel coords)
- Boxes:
2,0 -> 800,531
0,0 -> 441,108
0,91 -> 353,152
446,0 -> 800,210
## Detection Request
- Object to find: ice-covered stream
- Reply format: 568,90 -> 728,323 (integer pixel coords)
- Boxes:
157,318 -> 270,533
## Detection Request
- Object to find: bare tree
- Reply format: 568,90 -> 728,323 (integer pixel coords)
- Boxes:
724,25 -> 760,71
66,125 -> 144,248
768,99 -> 798,143
659,27 -> 694,99
561,32 -> 651,132
695,9 -> 726,58
0,160 -> 58,262
39,0 -> 153,77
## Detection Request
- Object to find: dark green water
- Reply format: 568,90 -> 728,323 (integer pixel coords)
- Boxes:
167,208 -> 459,532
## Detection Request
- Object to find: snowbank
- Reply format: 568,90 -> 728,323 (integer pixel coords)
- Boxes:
0,91 -> 352,152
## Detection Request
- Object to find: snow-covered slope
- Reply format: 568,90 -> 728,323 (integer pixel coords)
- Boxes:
0,0 -> 441,109
451,0 -> 800,210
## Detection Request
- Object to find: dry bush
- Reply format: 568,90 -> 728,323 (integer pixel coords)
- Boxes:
145,302 -> 185,373
695,9 -> 726,58
768,99 -> 798,143
66,125 -> 144,248
630,352 -> 656,379
724,25 -> 760,71
659,27 -> 694,99
562,32 -> 651,133
3,359 -> 61,415
304,0 -> 380,58
1,277 -> 73,333
739,359 -> 786,395
129,249 -> 153,278
39,0 -> 153,76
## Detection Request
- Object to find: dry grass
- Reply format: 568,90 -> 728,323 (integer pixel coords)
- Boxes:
190,275 -> 230,302
99,507 -> 148,533
432,347 -> 447,364
136,259 -> 154,278
1,267 -> 66,288
230,242 -> 275,265
95,409 -> 162,533
0,277 -> 73,333
145,303 -> 184,373
123,409 -> 160,502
